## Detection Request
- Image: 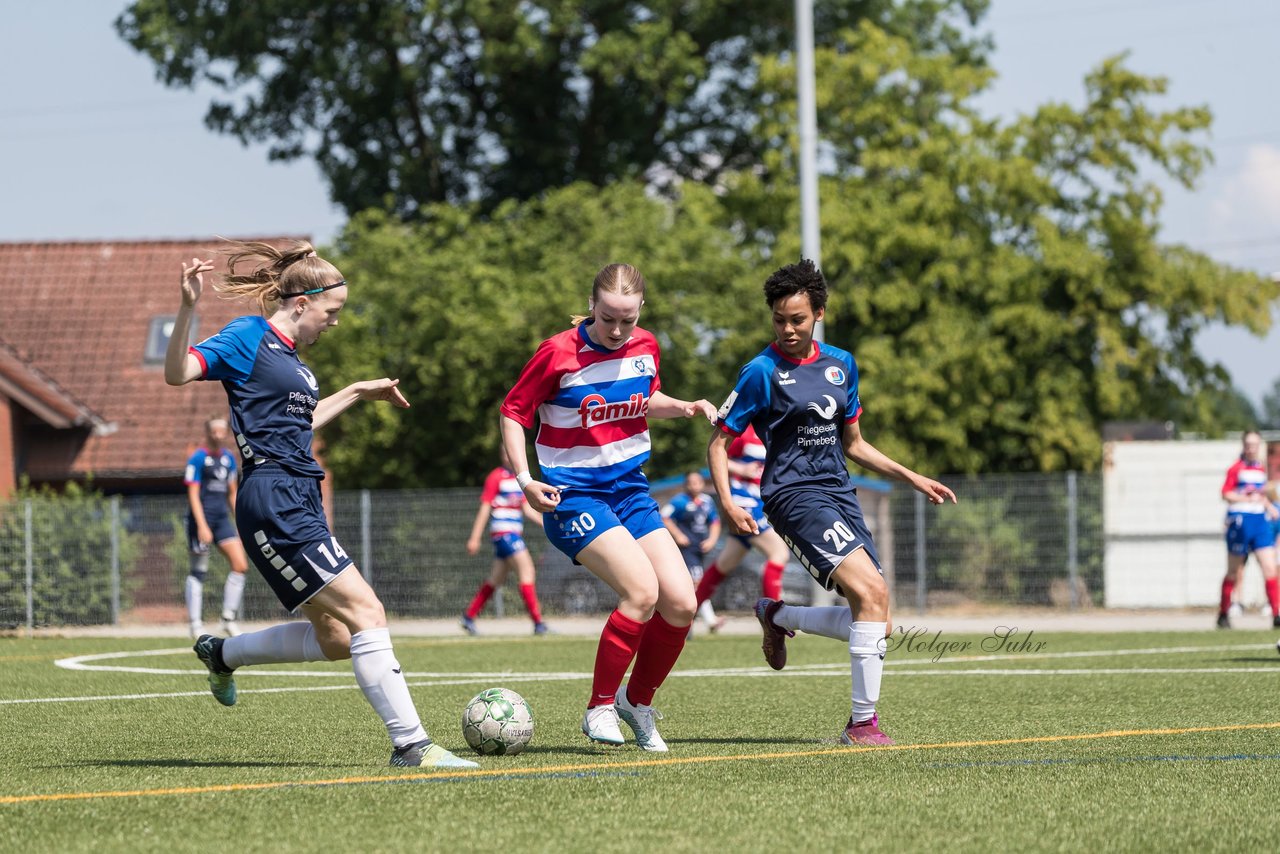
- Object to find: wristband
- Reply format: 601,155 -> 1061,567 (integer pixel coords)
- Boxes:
515,471 -> 533,489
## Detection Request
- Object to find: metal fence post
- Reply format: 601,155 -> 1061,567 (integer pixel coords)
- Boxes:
914,491 -> 927,613
360,489 -> 373,586
1067,471 -> 1079,610
110,496 -> 121,625
24,499 -> 34,632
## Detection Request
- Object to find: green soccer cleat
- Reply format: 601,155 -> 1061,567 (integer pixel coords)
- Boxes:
390,740 -> 479,769
193,634 -> 237,707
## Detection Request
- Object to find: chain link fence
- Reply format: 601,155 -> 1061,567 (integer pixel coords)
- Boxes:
0,473 -> 1102,629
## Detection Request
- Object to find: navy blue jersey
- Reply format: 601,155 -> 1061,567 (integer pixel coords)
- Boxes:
184,447 -> 237,518
662,492 -> 719,542
190,316 -> 325,479
716,341 -> 861,505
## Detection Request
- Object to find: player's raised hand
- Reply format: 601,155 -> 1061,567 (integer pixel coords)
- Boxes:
357,378 -> 410,408
181,257 -> 214,306
914,475 -> 957,505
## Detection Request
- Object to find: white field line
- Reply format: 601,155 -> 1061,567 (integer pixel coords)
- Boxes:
4,642 -> 1269,707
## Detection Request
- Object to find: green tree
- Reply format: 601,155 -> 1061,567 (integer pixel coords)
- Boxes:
731,23 -> 1278,473
308,181 -> 759,488
115,0 -> 990,217
1259,377 -> 1280,429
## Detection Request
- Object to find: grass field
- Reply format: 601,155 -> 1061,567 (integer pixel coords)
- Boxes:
3,626 -> 1280,852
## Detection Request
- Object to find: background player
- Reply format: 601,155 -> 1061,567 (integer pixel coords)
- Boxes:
1216,430 -> 1279,628
709,259 -> 954,746
183,415 -> 250,638
692,424 -> 791,609
462,450 -> 549,635
661,470 -> 724,635
164,241 -> 475,769
501,262 -> 717,752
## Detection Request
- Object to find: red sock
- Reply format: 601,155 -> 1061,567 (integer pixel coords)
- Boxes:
1267,578 -> 1280,617
695,564 -> 725,606
519,583 -> 544,624
465,582 -> 495,619
589,610 -> 645,707
1219,577 -> 1235,615
762,561 -> 785,601
627,612 -> 689,706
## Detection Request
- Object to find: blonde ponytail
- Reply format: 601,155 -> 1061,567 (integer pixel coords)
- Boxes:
214,239 -> 342,314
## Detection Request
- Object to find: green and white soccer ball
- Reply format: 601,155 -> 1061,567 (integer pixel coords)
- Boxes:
462,688 -> 534,756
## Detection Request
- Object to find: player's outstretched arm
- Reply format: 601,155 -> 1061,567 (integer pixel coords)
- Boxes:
649,391 -> 718,422
313,378 -> 409,430
165,258 -> 213,386
708,430 -> 759,535
465,502 -> 491,555
842,420 -> 956,506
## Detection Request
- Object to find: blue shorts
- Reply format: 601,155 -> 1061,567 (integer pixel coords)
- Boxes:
1226,512 -> 1274,557
186,512 -> 237,553
765,486 -> 880,592
236,465 -> 354,612
543,485 -> 665,563
492,532 -> 527,559
729,487 -> 772,546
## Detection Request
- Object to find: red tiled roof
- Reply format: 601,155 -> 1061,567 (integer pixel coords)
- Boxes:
0,237 -> 309,479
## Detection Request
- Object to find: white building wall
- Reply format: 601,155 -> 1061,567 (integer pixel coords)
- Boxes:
1103,440 -> 1269,608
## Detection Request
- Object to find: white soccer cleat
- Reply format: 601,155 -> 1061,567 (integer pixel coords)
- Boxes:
614,684 -> 668,752
220,612 -> 241,637
188,621 -> 203,640
581,703 -> 626,746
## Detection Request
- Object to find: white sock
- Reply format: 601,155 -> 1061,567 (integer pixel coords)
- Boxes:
222,571 -> 246,619
350,628 -> 428,748
773,604 -> 852,641
697,600 -> 717,626
184,576 -> 203,624
221,622 -> 329,669
849,621 -> 888,723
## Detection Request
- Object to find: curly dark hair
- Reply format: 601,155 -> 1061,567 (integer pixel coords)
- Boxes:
763,259 -> 827,311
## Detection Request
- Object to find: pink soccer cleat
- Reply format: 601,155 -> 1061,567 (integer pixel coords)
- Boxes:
840,713 -> 895,746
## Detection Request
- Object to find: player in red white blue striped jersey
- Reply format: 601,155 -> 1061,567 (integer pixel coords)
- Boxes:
462,450 -> 549,635
1216,430 -> 1280,628
501,263 -> 718,752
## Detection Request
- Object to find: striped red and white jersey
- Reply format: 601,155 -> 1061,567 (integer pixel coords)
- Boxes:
1222,456 -> 1269,515
501,322 -> 661,491
480,466 -> 526,538
728,424 -> 767,498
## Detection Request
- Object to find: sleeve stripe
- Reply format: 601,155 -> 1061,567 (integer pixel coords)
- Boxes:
189,346 -> 208,378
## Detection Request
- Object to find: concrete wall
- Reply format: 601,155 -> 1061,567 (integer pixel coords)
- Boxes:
1103,439 -> 1268,608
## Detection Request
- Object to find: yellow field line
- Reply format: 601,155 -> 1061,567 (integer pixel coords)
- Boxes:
5,720 -> 1279,806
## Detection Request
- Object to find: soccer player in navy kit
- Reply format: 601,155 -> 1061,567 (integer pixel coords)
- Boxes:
183,416 -> 250,638
661,471 -> 724,634
708,260 -> 955,746
165,240 -> 475,769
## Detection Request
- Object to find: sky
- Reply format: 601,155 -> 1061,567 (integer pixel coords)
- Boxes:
3,0 -> 1279,405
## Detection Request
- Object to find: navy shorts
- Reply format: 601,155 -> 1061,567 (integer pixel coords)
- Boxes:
766,486 -> 881,592
492,532 -> 527,559
186,512 -> 237,553
544,485 -> 665,563
1226,512 -> 1274,557
236,466 -> 354,613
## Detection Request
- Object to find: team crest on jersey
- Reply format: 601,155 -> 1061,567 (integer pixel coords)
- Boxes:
296,367 -> 319,392
632,358 -> 651,376
824,366 -> 845,385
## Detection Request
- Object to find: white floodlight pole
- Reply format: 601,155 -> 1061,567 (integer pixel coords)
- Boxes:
796,0 -> 824,343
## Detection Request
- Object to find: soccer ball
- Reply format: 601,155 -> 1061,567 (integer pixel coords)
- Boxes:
461,688 -> 534,756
